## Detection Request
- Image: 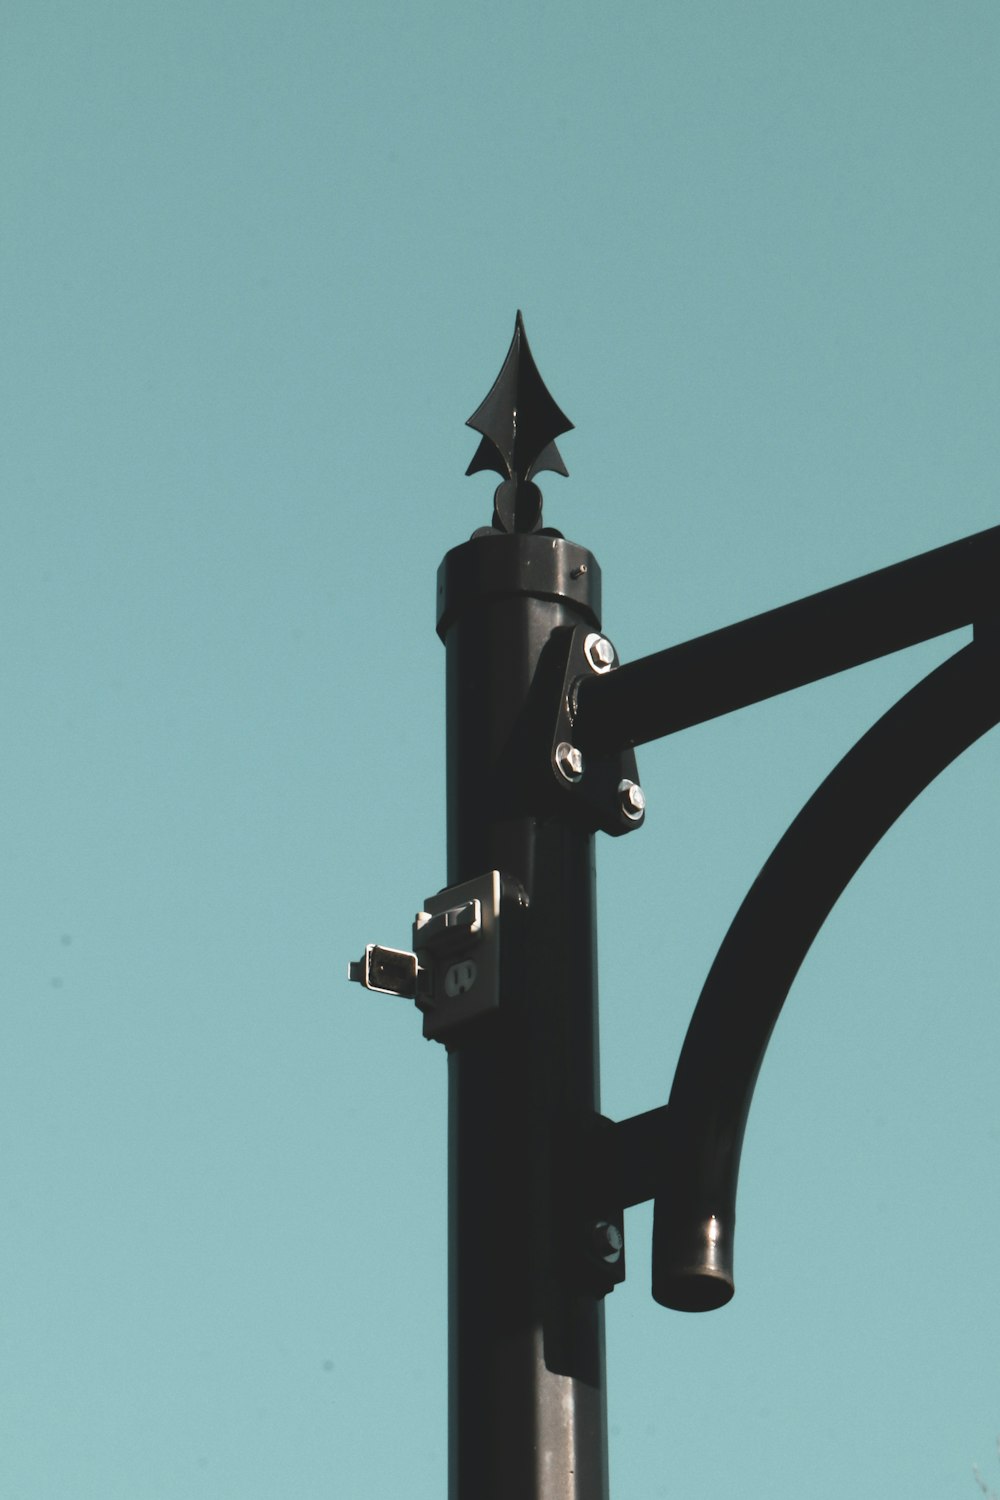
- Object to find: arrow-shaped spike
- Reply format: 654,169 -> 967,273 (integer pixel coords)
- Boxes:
465,313 -> 573,531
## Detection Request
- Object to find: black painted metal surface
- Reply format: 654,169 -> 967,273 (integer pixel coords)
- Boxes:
442,319 -> 610,1500
652,637 -> 1000,1311
574,523 -> 1000,753
465,310 -> 573,535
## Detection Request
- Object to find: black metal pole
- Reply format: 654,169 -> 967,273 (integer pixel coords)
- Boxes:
436,319 -> 613,1500
439,534 -> 608,1499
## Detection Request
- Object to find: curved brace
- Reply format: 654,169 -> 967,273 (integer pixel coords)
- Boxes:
652,638 -> 1000,1312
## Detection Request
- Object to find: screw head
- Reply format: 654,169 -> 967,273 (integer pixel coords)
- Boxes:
584,632 -> 616,673
618,779 -> 645,821
591,1220 -> 623,1263
555,741 -> 585,783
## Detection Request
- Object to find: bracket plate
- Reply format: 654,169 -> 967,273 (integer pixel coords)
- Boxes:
550,625 -> 645,836
415,871 -> 505,1044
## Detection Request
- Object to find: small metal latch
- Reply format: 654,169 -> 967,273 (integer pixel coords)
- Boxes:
348,871 -> 505,1045
347,945 -> 426,1000
414,898 -> 481,952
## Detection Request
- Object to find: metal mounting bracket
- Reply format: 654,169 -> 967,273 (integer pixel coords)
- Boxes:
549,624 -> 645,836
348,870 -> 518,1046
555,1113 -> 628,1298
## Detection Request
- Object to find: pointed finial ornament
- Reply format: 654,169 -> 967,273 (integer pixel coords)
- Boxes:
466,312 -> 573,533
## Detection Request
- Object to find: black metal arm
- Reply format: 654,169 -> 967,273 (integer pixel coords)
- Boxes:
574,524 -> 1000,753
644,635 -> 1000,1311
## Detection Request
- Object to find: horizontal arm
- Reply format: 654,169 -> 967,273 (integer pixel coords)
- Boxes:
574,523 -> 1000,754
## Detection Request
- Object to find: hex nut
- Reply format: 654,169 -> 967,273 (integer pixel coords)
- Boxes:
591,1221 -> 623,1263
618,779 -> 645,821
555,741 -> 585,783
584,632 -> 616,674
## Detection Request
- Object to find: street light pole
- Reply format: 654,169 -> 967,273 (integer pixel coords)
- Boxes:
436,314 -> 637,1500
440,526 -> 608,1499
349,313 -> 1000,1500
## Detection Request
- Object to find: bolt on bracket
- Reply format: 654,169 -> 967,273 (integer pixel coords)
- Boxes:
552,1112 -> 628,1298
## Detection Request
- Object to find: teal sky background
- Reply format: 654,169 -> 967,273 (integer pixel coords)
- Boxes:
2,2 -> 999,1496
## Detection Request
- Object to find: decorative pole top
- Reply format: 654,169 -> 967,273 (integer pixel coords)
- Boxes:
466,311 -> 574,534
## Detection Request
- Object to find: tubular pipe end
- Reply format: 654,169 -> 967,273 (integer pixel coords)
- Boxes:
651,1210 -> 735,1312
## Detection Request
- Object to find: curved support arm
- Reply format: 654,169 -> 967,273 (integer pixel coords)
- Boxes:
652,638 -> 1000,1312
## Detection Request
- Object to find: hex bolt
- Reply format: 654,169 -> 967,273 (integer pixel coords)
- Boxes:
591,1221 -> 623,1264
584,632 -> 616,674
618,779 -> 646,821
555,741 -> 585,783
